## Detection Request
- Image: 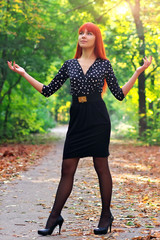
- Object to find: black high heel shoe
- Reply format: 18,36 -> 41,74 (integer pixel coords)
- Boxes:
38,215 -> 64,236
94,215 -> 114,235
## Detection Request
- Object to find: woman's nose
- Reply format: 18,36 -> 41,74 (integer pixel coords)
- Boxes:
82,33 -> 86,38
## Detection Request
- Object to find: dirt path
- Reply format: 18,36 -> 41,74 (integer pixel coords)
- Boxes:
0,126 -> 160,239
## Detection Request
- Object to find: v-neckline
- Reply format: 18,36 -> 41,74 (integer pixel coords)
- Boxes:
76,58 -> 97,76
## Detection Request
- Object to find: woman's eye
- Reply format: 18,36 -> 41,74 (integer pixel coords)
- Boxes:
79,31 -> 93,35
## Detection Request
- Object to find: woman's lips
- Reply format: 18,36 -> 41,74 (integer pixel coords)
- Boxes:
80,40 -> 87,43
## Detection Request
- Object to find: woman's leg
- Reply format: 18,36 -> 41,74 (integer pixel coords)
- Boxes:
93,157 -> 113,228
46,157 -> 80,228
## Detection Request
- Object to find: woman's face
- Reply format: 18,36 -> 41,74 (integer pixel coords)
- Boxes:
78,28 -> 96,49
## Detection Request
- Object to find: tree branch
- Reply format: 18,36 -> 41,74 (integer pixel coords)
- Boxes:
130,52 -> 137,70
0,75 -> 22,104
145,65 -> 159,80
64,1 -> 95,14
96,0 -> 123,22
125,0 -> 134,13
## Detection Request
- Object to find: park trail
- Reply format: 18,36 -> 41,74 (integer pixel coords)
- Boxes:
0,125 -> 160,240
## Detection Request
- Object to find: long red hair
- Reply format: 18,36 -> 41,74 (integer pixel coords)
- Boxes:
74,22 -> 108,94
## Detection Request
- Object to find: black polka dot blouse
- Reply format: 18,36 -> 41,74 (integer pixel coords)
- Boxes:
41,58 -> 124,101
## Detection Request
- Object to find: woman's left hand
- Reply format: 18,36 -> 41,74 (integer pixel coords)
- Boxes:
136,56 -> 152,74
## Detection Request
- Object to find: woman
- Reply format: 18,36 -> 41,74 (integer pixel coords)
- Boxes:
8,22 -> 152,236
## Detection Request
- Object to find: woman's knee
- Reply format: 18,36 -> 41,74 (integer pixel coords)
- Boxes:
61,158 -> 79,177
93,157 -> 109,175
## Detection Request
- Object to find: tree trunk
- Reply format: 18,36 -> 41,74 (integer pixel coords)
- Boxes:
149,74 -> 154,112
138,70 -> 146,135
2,90 -> 11,138
126,0 -> 147,137
0,0 -> 10,95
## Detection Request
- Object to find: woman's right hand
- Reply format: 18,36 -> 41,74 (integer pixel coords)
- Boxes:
7,61 -> 26,77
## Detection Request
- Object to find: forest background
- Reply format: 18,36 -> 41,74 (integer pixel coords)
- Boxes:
0,0 -> 160,145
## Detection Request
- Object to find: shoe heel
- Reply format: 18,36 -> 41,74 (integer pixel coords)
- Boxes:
110,215 -> 114,232
110,222 -> 112,232
38,215 -> 64,236
94,214 -> 114,235
58,220 -> 64,235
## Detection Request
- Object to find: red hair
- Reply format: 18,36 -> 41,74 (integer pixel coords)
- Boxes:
74,22 -> 108,94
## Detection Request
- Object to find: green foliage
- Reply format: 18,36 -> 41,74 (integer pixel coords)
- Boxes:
57,101 -> 71,123
0,0 -> 159,145
0,87 -> 56,139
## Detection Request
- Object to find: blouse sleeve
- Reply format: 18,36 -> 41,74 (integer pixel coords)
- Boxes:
41,61 -> 69,97
105,60 -> 125,101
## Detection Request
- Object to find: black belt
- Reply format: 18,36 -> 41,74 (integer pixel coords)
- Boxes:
72,92 -> 102,103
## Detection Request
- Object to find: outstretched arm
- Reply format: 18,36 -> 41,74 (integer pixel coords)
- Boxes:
122,56 -> 152,96
7,61 -> 43,93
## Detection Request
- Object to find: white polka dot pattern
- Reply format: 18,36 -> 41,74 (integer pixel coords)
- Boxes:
41,58 -> 124,101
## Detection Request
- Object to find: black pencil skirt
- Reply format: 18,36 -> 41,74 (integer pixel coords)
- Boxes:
63,93 -> 111,159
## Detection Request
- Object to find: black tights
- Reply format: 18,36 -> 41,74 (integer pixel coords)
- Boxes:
46,158 -> 79,228
46,157 -> 112,228
93,157 -> 112,227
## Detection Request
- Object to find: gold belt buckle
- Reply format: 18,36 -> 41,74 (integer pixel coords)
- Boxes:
78,96 -> 87,103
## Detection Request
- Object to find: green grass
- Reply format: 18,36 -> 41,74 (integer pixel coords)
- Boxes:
0,132 -> 60,145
